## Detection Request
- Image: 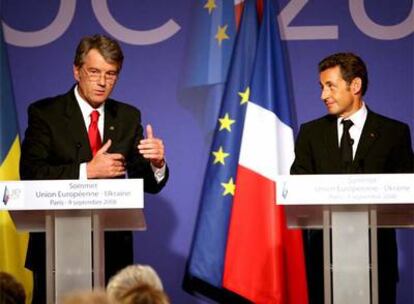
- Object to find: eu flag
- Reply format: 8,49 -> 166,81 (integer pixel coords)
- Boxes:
187,1 -> 308,302
180,1 -> 237,139
224,0 -> 308,302
187,0 -> 258,297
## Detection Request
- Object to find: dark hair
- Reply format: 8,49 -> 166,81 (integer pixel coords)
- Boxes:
74,34 -> 124,70
0,272 -> 26,304
319,52 -> 368,96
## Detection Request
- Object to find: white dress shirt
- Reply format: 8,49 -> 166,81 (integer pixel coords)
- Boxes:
337,102 -> 368,159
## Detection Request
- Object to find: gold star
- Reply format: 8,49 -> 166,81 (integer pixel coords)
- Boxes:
238,87 -> 251,105
212,146 -> 230,165
204,0 -> 216,14
215,25 -> 230,46
218,113 -> 235,132
221,177 -> 236,196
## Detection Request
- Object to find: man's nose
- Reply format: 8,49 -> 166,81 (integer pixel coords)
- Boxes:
97,74 -> 106,86
321,87 -> 329,100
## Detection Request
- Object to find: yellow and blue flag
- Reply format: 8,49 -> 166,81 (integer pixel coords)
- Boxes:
0,24 -> 33,302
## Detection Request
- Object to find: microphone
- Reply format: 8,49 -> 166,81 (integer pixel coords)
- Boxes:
349,138 -> 354,146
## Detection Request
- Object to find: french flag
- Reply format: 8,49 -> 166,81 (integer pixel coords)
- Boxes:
223,0 -> 308,302
187,1 -> 308,302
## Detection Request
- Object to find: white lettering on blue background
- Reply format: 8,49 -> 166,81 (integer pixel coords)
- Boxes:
2,0 -> 412,47
91,0 -> 181,45
349,0 -> 414,40
2,0 -> 181,47
2,0 -> 76,47
279,0 -> 339,40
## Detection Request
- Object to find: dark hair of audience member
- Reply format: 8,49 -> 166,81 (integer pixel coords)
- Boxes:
0,272 -> 26,304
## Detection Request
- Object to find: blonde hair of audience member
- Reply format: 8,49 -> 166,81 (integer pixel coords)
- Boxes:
60,289 -> 112,304
119,284 -> 170,304
107,265 -> 163,302
0,271 -> 26,304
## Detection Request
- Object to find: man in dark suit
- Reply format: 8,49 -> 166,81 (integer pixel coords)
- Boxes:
20,34 -> 169,303
291,52 -> 413,304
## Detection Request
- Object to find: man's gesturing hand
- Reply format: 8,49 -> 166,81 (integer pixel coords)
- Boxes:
138,124 -> 165,168
87,139 -> 126,178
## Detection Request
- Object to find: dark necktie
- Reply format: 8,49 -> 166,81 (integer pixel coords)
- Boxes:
340,119 -> 354,172
88,110 -> 102,156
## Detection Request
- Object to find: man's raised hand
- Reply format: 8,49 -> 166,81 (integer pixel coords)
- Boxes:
138,124 -> 165,168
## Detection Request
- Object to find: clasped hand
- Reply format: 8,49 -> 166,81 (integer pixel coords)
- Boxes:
86,140 -> 125,179
87,124 -> 165,179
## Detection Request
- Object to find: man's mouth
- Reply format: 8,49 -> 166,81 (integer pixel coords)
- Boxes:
94,90 -> 105,95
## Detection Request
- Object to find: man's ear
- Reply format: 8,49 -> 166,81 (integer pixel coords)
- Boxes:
350,77 -> 362,95
73,65 -> 80,82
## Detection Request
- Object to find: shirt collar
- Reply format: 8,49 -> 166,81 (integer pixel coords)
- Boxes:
74,85 -> 105,118
337,102 -> 368,131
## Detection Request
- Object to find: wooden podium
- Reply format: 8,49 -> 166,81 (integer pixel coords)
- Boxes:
275,174 -> 414,304
0,179 -> 144,304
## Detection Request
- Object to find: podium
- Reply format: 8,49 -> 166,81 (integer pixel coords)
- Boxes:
0,179 -> 144,303
276,174 -> 414,304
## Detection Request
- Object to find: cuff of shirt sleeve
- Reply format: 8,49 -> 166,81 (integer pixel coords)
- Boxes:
150,162 -> 166,183
79,163 -> 88,180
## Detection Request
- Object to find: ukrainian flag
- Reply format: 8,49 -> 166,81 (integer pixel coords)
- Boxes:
0,26 -> 33,302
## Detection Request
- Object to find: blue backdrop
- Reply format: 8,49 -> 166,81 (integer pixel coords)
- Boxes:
1,0 -> 412,303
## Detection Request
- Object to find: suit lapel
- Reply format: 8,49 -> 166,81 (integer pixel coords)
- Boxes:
353,111 -> 380,171
103,100 -> 119,146
64,89 -> 92,162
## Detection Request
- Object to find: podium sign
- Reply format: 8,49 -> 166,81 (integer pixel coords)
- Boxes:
0,179 -> 143,210
276,174 -> 413,205
1,179 -> 144,304
275,174 -> 414,304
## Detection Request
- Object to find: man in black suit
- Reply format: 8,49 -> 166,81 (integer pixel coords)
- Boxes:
20,34 -> 169,303
291,52 -> 413,304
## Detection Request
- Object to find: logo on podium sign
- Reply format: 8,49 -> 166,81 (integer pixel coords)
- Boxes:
2,186 -> 9,205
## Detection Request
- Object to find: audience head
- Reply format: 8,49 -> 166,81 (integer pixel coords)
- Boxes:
118,284 -> 170,304
0,271 -> 26,304
107,265 -> 163,302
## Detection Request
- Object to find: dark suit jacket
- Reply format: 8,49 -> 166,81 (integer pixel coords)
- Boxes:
291,110 -> 413,175
20,87 -> 168,192
290,109 -> 413,303
20,87 -> 170,302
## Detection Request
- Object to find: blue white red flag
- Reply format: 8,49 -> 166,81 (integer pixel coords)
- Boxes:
223,0 -> 308,302
187,1 -> 308,302
188,0 -> 259,289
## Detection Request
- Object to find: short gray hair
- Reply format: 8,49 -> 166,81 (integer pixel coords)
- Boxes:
106,265 -> 163,301
74,34 -> 124,71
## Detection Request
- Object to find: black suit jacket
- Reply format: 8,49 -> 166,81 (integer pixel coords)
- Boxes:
291,110 -> 413,175
20,87 -> 168,192
20,87 -> 169,302
290,109 -> 413,303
